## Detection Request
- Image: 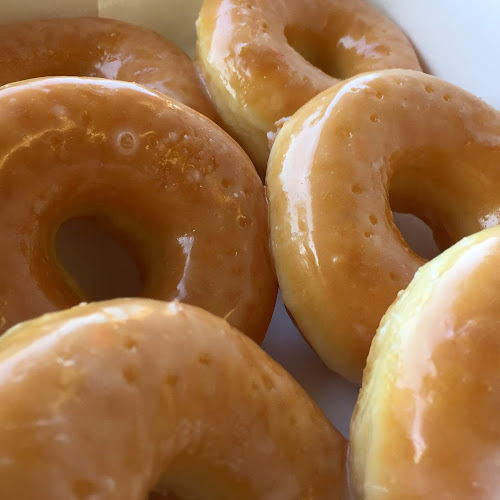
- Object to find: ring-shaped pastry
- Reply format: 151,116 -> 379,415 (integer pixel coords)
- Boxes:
197,0 -> 422,174
267,69 -> 500,382
350,226 -> 500,498
0,16 -> 217,120
0,299 -> 347,499
0,77 -> 276,342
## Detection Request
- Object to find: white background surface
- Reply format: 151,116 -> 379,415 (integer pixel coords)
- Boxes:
1,0 -> 498,438
370,0 -> 500,110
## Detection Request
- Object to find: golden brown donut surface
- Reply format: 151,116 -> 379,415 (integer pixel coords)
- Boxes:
196,0 -> 421,174
0,16 -> 217,120
349,226 -> 500,499
0,298 -> 347,499
0,77 -> 277,342
266,69 -> 500,382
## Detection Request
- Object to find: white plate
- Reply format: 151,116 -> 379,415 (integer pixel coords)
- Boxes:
2,0 -> 499,439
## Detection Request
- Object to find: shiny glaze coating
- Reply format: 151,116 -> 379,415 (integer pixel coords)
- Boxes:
0,17 -> 217,120
0,77 -> 277,342
350,226 -> 500,499
196,0 -> 421,175
266,69 -> 500,382
0,299 -> 347,499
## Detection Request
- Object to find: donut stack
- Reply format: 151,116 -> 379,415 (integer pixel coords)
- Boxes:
0,1 -> 498,498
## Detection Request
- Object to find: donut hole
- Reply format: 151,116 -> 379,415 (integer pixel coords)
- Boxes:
388,156 -> 474,260
284,25 -> 337,77
55,216 -> 143,301
392,213 -> 439,260
389,170 -> 440,261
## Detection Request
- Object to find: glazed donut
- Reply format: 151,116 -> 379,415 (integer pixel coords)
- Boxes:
0,77 -> 277,342
0,17 -> 217,120
0,298 -> 347,499
196,0 -> 421,175
349,226 -> 500,499
266,69 -> 500,382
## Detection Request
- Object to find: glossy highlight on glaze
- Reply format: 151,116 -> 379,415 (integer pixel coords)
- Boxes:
0,77 -> 277,342
0,299 -> 347,499
266,69 -> 500,382
0,16 -> 217,120
350,226 -> 500,499
196,0 -> 421,174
